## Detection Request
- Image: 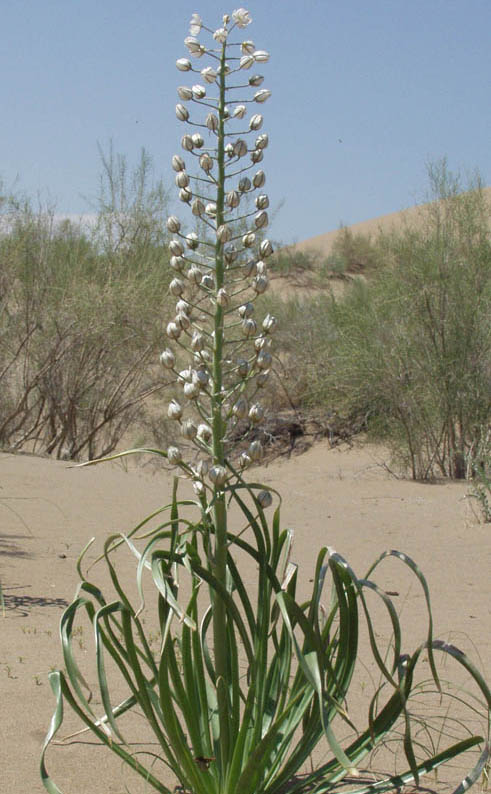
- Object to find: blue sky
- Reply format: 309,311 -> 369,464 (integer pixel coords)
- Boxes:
1,0 -> 490,244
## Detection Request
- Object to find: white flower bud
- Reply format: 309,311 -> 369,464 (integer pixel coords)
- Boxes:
260,239 -> 274,257
169,239 -> 184,256
237,358 -> 250,378
254,335 -> 269,351
166,323 -> 181,339
213,27 -> 228,42
249,74 -> 264,87
191,132 -> 204,147
242,231 -> 255,247
199,153 -> 213,173
187,265 -> 202,284
166,215 -> 181,233
176,58 -> 192,71
239,54 -> 254,70
176,299 -> 190,315
217,224 -> 231,243
233,139 -> 248,158
249,440 -> 263,461
206,113 -> 219,132
176,312 -> 191,330
172,154 -> 186,172
238,176 -> 252,192
167,446 -> 182,465
186,232 -> 199,250
201,66 -> 217,83
262,313 -> 277,333
225,143 -> 234,158
201,274 -> 215,290
177,86 -> 193,101
256,371 -> 269,387
176,103 -> 190,121
239,452 -> 252,469
181,134 -> 194,151
175,170 -> 190,188
170,278 -> 185,296
178,367 -> 193,383
205,202 -> 217,216
257,490 -> 273,509
254,210 -> 269,229
233,8 -> 252,27
249,403 -> 264,424
193,480 -> 205,496
249,114 -> 263,131
216,288 -> 229,308
257,349 -> 272,369
233,396 -> 248,419
168,399 -> 183,420
241,40 -> 255,54
253,275 -> 269,294
254,89 -> 271,103
238,302 -> 254,318
183,381 -> 200,400
251,149 -> 263,164
181,419 -> 198,439
192,198 -> 205,216
160,349 -> 175,368
209,465 -> 228,487
233,105 -> 247,119
253,170 -> 266,188
191,332 -> 204,351
197,424 -> 212,443
184,36 -> 203,56
226,190 -> 240,208
255,133 -> 269,150
254,50 -> 270,63
194,459 -> 209,479
170,255 -> 185,271
191,84 -> 206,100
255,194 -> 269,210
241,317 -> 257,337
179,187 -> 192,203
223,246 -> 237,266
189,13 -> 202,36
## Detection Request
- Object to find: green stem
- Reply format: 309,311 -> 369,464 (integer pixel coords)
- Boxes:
212,40 -> 231,775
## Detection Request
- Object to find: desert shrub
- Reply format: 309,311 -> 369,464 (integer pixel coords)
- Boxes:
326,226 -> 382,275
276,163 -> 490,479
0,151 -> 174,459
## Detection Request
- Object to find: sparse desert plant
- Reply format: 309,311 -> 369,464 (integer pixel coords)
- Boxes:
41,11 -> 490,794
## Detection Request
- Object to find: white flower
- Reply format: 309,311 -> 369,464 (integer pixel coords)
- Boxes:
241,318 -> 257,337
177,86 -> 193,101
254,50 -> 269,62
216,288 -> 229,308
217,224 -> 231,243
237,358 -> 250,378
201,66 -> 217,83
169,239 -> 184,256
254,89 -> 271,103
181,134 -> 194,151
239,452 -> 252,469
249,440 -> 263,461
176,103 -> 189,121
249,114 -> 263,131
187,265 -> 202,284
176,299 -> 190,315
170,278 -> 185,296
241,40 -> 255,54
170,255 -> 185,271
189,13 -> 202,36
183,381 -> 200,400
209,465 -> 228,488
176,58 -> 192,71
238,302 -> 254,318
226,189 -> 240,208
168,399 -> 183,420
175,170 -> 190,188
167,446 -> 182,465
239,55 -> 254,70
186,232 -> 199,250
238,177 -> 252,192
166,215 -> 181,233
191,332 -> 205,352
166,322 -> 181,340
257,349 -> 272,369
233,104 -> 247,119
249,403 -> 264,424
251,149 -> 263,164
259,238 -> 273,257
232,8 -> 252,27
192,84 -> 206,99
262,313 -> 277,333
184,36 -> 204,56
199,153 -> 213,173
213,27 -> 228,43
255,133 -> 269,150
253,274 -> 269,294
242,231 -> 255,247
233,396 -> 248,419
205,202 -> 217,216
197,424 -> 212,443
249,74 -> 264,86
253,169 -> 266,188
192,198 -> 205,216
179,187 -> 192,203
171,154 -> 185,172
233,139 -> 248,158
192,132 -> 204,148
255,194 -> 269,210
181,419 -> 198,439
254,210 -> 269,229
206,113 -> 218,131
160,349 -> 175,368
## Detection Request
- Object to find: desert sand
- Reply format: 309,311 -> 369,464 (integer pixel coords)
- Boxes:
1,439 -> 489,793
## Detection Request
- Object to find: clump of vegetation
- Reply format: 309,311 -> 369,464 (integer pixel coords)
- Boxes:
0,149 -> 174,460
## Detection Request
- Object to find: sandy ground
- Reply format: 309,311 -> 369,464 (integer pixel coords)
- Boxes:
1,440 -> 489,793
